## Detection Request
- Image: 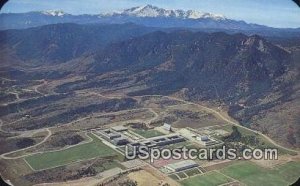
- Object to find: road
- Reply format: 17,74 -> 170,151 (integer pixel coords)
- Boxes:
92,93 -> 298,154
0,91 -> 298,161
0,106 -> 159,160
145,108 -> 159,127
0,91 -> 24,106
0,119 -> 23,134
11,92 -> 20,101
33,79 -> 47,95
143,94 -> 299,154
0,79 -> 47,107
0,128 -> 52,160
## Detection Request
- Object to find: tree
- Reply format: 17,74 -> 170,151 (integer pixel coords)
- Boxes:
119,179 -> 138,186
223,126 -> 242,142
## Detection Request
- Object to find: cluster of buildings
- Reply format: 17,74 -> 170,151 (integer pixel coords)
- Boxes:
94,123 -> 225,175
94,124 -> 188,156
178,128 -> 222,147
95,126 -> 130,146
95,123 -> 223,152
195,135 -> 219,146
127,134 -> 186,150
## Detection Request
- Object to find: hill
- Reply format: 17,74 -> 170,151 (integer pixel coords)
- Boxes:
0,24 -> 299,147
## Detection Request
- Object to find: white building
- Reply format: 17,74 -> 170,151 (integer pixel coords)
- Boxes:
165,160 -> 198,172
163,123 -> 171,131
111,126 -> 128,132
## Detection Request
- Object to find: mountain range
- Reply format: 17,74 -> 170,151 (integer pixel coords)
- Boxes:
103,5 -> 226,20
1,22 -> 299,147
1,4 -> 300,186
1,5 -> 300,38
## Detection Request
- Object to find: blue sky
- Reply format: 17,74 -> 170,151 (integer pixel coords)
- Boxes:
1,0 -> 300,28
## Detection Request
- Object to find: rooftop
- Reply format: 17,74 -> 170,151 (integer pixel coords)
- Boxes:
111,126 -> 128,132
166,160 -> 198,170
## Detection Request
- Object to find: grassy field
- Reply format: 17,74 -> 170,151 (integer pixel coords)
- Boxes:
177,172 -> 188,179
164,141 -> 192,150
179,160 -> 300,186
274,161 -> 300,183
25,133 -> 122,170
185,168 -> 201,177
169,174 -> 180,180
220,161 -> 298,186
180,171 -> 232,186
132,129 -> 164,138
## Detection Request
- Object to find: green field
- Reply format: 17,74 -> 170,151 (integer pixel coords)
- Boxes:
180,161 -> 300,186
185,168 -> 201,177
177,172 -> 188,179
164,141 -> 195,150
274,161 -> 300,183
25,133 -> 122,170
180,171 -> 232,186
220,161 -> 300,186
169,174 -> 180,180
132,129 -> 164,138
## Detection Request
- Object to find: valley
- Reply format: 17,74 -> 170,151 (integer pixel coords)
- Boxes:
0,74 -> 299,185
0,3 -> 300,186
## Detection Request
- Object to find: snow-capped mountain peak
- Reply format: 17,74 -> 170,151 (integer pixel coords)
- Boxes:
42,10 -> 66,17
123,5 -> 164,17
108,5 -> 226,20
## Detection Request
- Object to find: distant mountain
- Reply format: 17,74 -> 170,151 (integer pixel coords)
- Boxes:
41,10 -> 69,17
0,23 -> 158,63
1,5 -> 299,38
0,11 -> 100,30
104,5 -> 226,20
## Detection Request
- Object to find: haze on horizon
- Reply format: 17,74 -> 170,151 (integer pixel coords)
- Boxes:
1,0 -> 300,28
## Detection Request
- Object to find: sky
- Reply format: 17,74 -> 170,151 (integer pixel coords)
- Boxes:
1,0 -> 300,28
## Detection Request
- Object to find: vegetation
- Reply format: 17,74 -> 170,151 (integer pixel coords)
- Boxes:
177,172 -> 188,179
221,125 -> 297,155
25,133 -> 122,170
119,179 -> 138,186
180,171 -> 232,186
274,161 -> 300,183
132,129 -> 164,138
93,160 -> 123,172
185,168 -> 201,177
220,161 -> 298,186
169,174 -> 179,180
165,141 -> 193,150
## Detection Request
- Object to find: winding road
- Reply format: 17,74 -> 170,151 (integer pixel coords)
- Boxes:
0,128 -> 52,160
142,94 -> 299,154
84,92 -> 299,153
0,91 -> 298,161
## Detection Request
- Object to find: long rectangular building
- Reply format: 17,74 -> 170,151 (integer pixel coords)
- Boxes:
165,160 -> 198,172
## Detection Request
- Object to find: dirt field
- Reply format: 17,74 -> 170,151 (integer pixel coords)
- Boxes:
34,177 -> 101,186
173,117 -> 224,129
127,170 -> 162,186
